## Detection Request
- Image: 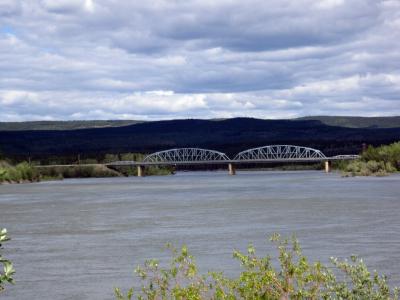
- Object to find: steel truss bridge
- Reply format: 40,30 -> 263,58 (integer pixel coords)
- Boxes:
106,145 -> 359,176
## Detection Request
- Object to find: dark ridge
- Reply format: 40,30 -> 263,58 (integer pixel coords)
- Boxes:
0,117 -> 399,159
0,120 -> 144,131
1,116 -> 400,131
297,116 -> 400,128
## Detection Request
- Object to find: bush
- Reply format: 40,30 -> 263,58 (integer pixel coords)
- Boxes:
0,228 -> 15,294
343,160 -> 389,177
339,142 -> 400,176
362,142 -> 400,170
0,161 -> 40,183
15,162 -> 39,181
115,234 -> 399,300
0,169 -> 7,182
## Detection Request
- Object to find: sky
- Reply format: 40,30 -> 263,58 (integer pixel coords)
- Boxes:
0,0 -> 399,121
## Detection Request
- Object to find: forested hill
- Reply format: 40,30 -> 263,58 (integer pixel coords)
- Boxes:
1,116 -> 400,131
1,118 -> 400,159
297,116 -> 400,128
0,120 -> 143,131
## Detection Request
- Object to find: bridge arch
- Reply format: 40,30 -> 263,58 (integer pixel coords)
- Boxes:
143,148 -> 230,163
234,145 -> 326,160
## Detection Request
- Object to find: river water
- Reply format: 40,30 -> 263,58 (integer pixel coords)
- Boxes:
1,171 -> 400,299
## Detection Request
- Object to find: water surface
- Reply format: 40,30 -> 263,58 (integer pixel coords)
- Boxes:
1,171 -> 399,299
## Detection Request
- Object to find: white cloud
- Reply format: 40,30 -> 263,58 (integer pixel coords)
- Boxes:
40,0 -> 87,13
0,0 -> 399,120
314,0 -> 344,9
0,90 -> 39,105
84,0 -> 94,13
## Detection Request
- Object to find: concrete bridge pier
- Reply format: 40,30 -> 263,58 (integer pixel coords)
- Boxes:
137,165 -> 145,177
228,163 -> 236,175
325,160 -> 332,173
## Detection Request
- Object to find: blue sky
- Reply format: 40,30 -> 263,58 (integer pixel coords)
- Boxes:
0,0 -> 399,121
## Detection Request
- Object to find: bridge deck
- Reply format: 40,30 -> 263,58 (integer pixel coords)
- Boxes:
106,157 -> 355,167
33,157 -> 357,169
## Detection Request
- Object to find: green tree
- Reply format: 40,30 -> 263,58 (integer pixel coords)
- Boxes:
0,228 -> 15,294
115,234 -> 399,299
341,141 -> 400,176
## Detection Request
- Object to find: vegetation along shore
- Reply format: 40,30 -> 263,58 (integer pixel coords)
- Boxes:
0,152 -> 173,184
1,142 -> 399,184
337,142 -> 400,177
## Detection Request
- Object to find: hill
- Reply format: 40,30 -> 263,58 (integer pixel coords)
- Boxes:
0,120 -> 143,131
1,116 -> 400,131
1,118 -> 400,160
297,116 -> 400,128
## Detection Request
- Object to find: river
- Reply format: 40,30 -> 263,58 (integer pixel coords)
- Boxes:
1,171 -> 399,299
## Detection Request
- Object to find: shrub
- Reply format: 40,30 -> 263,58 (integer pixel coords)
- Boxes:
15,162 -> 39,181
0,161 -> 40,183
362,142 -> 400,171
115,234 -> 398,300
343,160 -> 392,177
0,228 -> 15,294
0,169 -> 7,182
339,142 -> 400,176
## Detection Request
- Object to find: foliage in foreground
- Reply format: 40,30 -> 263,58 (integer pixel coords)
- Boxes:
115,234 -> 398,300
340,142 -> 400,177
0,228 -> 15,294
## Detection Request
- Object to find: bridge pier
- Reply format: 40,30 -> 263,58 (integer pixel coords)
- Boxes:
137,165 -> 145,177
228,163 -> 236,175
325,161 -> 332,173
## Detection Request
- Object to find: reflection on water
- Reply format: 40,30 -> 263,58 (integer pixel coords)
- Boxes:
1,171 -> 400,299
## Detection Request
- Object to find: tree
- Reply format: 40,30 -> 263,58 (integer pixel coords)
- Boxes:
0,228 -> 15,294
115,234 -> 399,299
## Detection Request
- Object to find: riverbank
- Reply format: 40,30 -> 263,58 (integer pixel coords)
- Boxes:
237,163 -> 322,172
0,161 -> 120,184
1,152 -> 178,184
0,160 -> 173,184
0,161 -> 41,184
36,164 -> 173,178
36,164 -> 121,179
337,142 -> 400,177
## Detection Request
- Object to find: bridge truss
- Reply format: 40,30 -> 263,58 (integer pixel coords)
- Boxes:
143,148 -> 230,163
234,145 -> 326,160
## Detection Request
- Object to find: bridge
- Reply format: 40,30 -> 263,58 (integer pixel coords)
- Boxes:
106,145 -> 359,176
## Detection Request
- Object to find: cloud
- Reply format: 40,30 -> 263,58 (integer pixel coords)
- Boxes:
0,0 -> 399,121
0,0 -> 21,16
38,0 -> 94,15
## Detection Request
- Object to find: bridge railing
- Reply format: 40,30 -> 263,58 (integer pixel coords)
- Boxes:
330,154 -> 360,159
